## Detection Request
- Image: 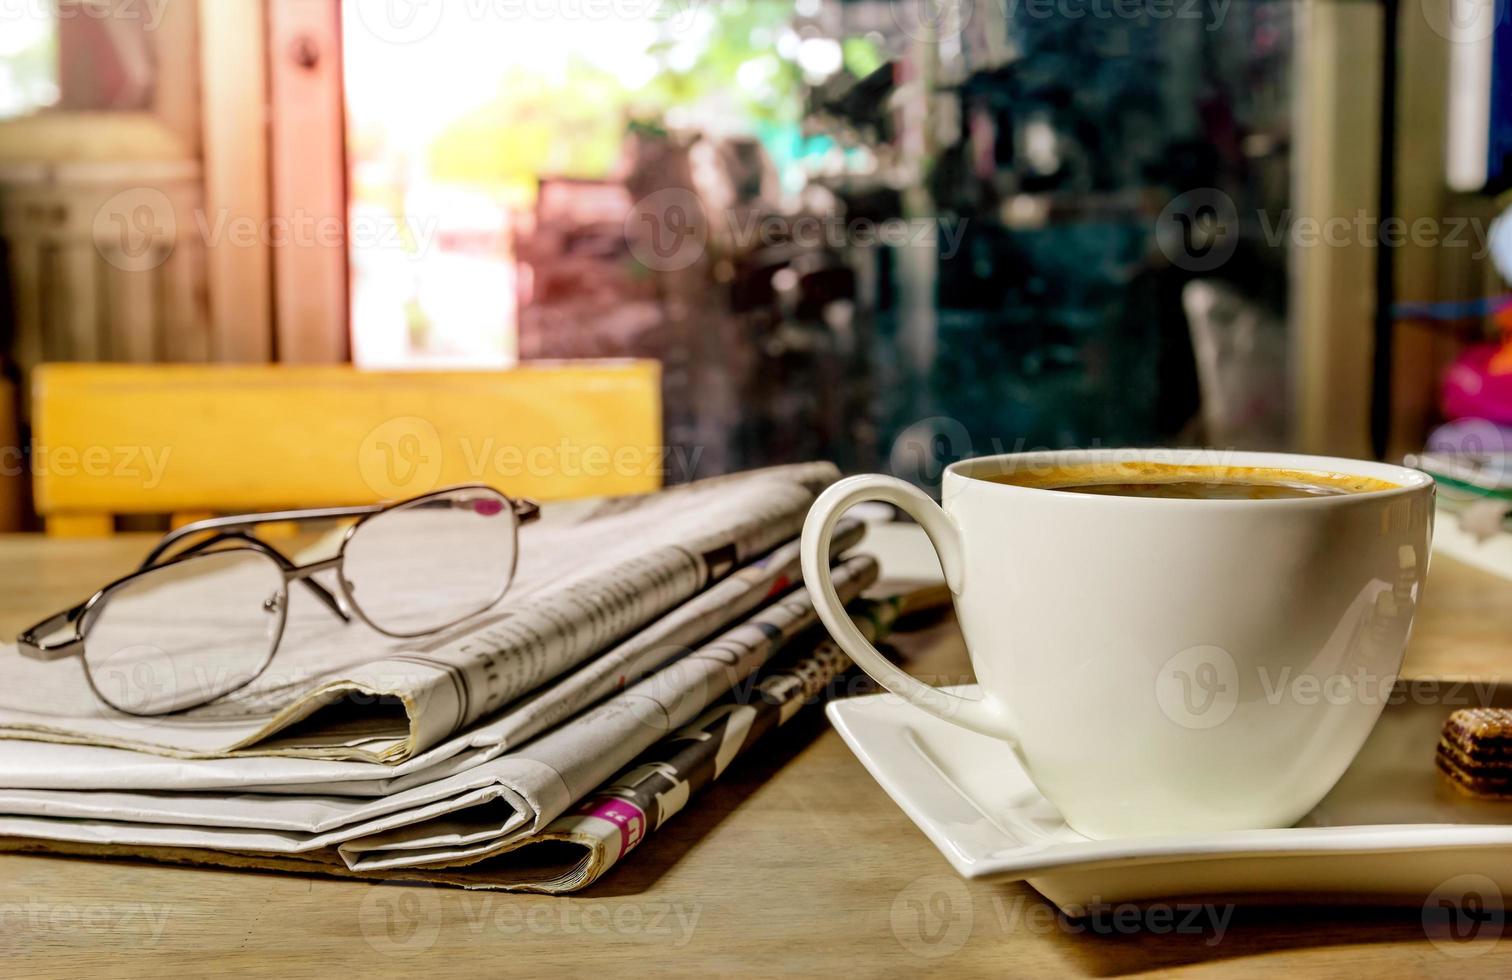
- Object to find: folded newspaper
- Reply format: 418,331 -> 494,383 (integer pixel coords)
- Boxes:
0,591 -> 945,891
481,586 -> 949,894
0,464 -> 933,886
0,462 -> 839,762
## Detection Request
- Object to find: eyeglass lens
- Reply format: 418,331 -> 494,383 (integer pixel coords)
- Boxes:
338,488 -> 519,636
82,549 -> 287,716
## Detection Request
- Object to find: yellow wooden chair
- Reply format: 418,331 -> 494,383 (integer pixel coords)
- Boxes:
30,361 -> 662,536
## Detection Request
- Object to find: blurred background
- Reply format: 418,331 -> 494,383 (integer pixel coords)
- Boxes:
1,0 -> 1510,532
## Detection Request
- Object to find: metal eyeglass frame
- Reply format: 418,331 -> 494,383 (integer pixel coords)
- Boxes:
15,484 -> 540,714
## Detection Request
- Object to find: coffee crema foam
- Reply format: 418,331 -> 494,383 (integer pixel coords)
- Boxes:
979,461 -> 1402,496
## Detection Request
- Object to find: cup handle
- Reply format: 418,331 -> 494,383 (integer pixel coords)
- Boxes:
801,474 -> 1018,744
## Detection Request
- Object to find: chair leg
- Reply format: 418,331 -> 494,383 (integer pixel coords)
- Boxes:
45,514 -> 114,538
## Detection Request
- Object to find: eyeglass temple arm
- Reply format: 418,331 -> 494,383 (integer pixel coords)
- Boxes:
143,529 -> 352,623
385,496 -> 540,522
140,505 -> 387,568
147,496 -> 540,562
139,496 -> 536,565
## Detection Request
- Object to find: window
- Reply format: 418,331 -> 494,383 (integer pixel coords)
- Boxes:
0,0 -> 160,120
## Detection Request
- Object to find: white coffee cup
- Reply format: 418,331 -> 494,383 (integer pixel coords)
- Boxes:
801,449 -> 1435,839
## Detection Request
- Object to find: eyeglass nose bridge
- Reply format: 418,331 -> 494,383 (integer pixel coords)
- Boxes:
279,555 -> 354,618
284,555 -> 342,581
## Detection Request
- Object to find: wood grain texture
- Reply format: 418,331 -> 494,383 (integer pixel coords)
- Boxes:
198,0 -> 273,362
0,536 -> 1509,976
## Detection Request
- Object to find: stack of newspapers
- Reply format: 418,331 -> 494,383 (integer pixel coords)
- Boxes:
0,464 -> 935,892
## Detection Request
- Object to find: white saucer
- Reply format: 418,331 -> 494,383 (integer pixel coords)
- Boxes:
827,683 -> 1512,912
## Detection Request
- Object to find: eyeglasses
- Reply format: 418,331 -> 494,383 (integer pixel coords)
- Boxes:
17,485 -> 540,716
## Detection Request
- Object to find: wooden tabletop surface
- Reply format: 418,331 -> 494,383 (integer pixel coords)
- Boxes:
2,532 -> 1511,978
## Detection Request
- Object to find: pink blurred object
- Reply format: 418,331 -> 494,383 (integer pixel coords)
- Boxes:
1443,342 -> 1512,425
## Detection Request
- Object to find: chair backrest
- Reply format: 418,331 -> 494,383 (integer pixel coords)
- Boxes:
31,361 -> 662,536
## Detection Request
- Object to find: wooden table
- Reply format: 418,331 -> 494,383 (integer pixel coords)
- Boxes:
2,533 -> 1511,977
